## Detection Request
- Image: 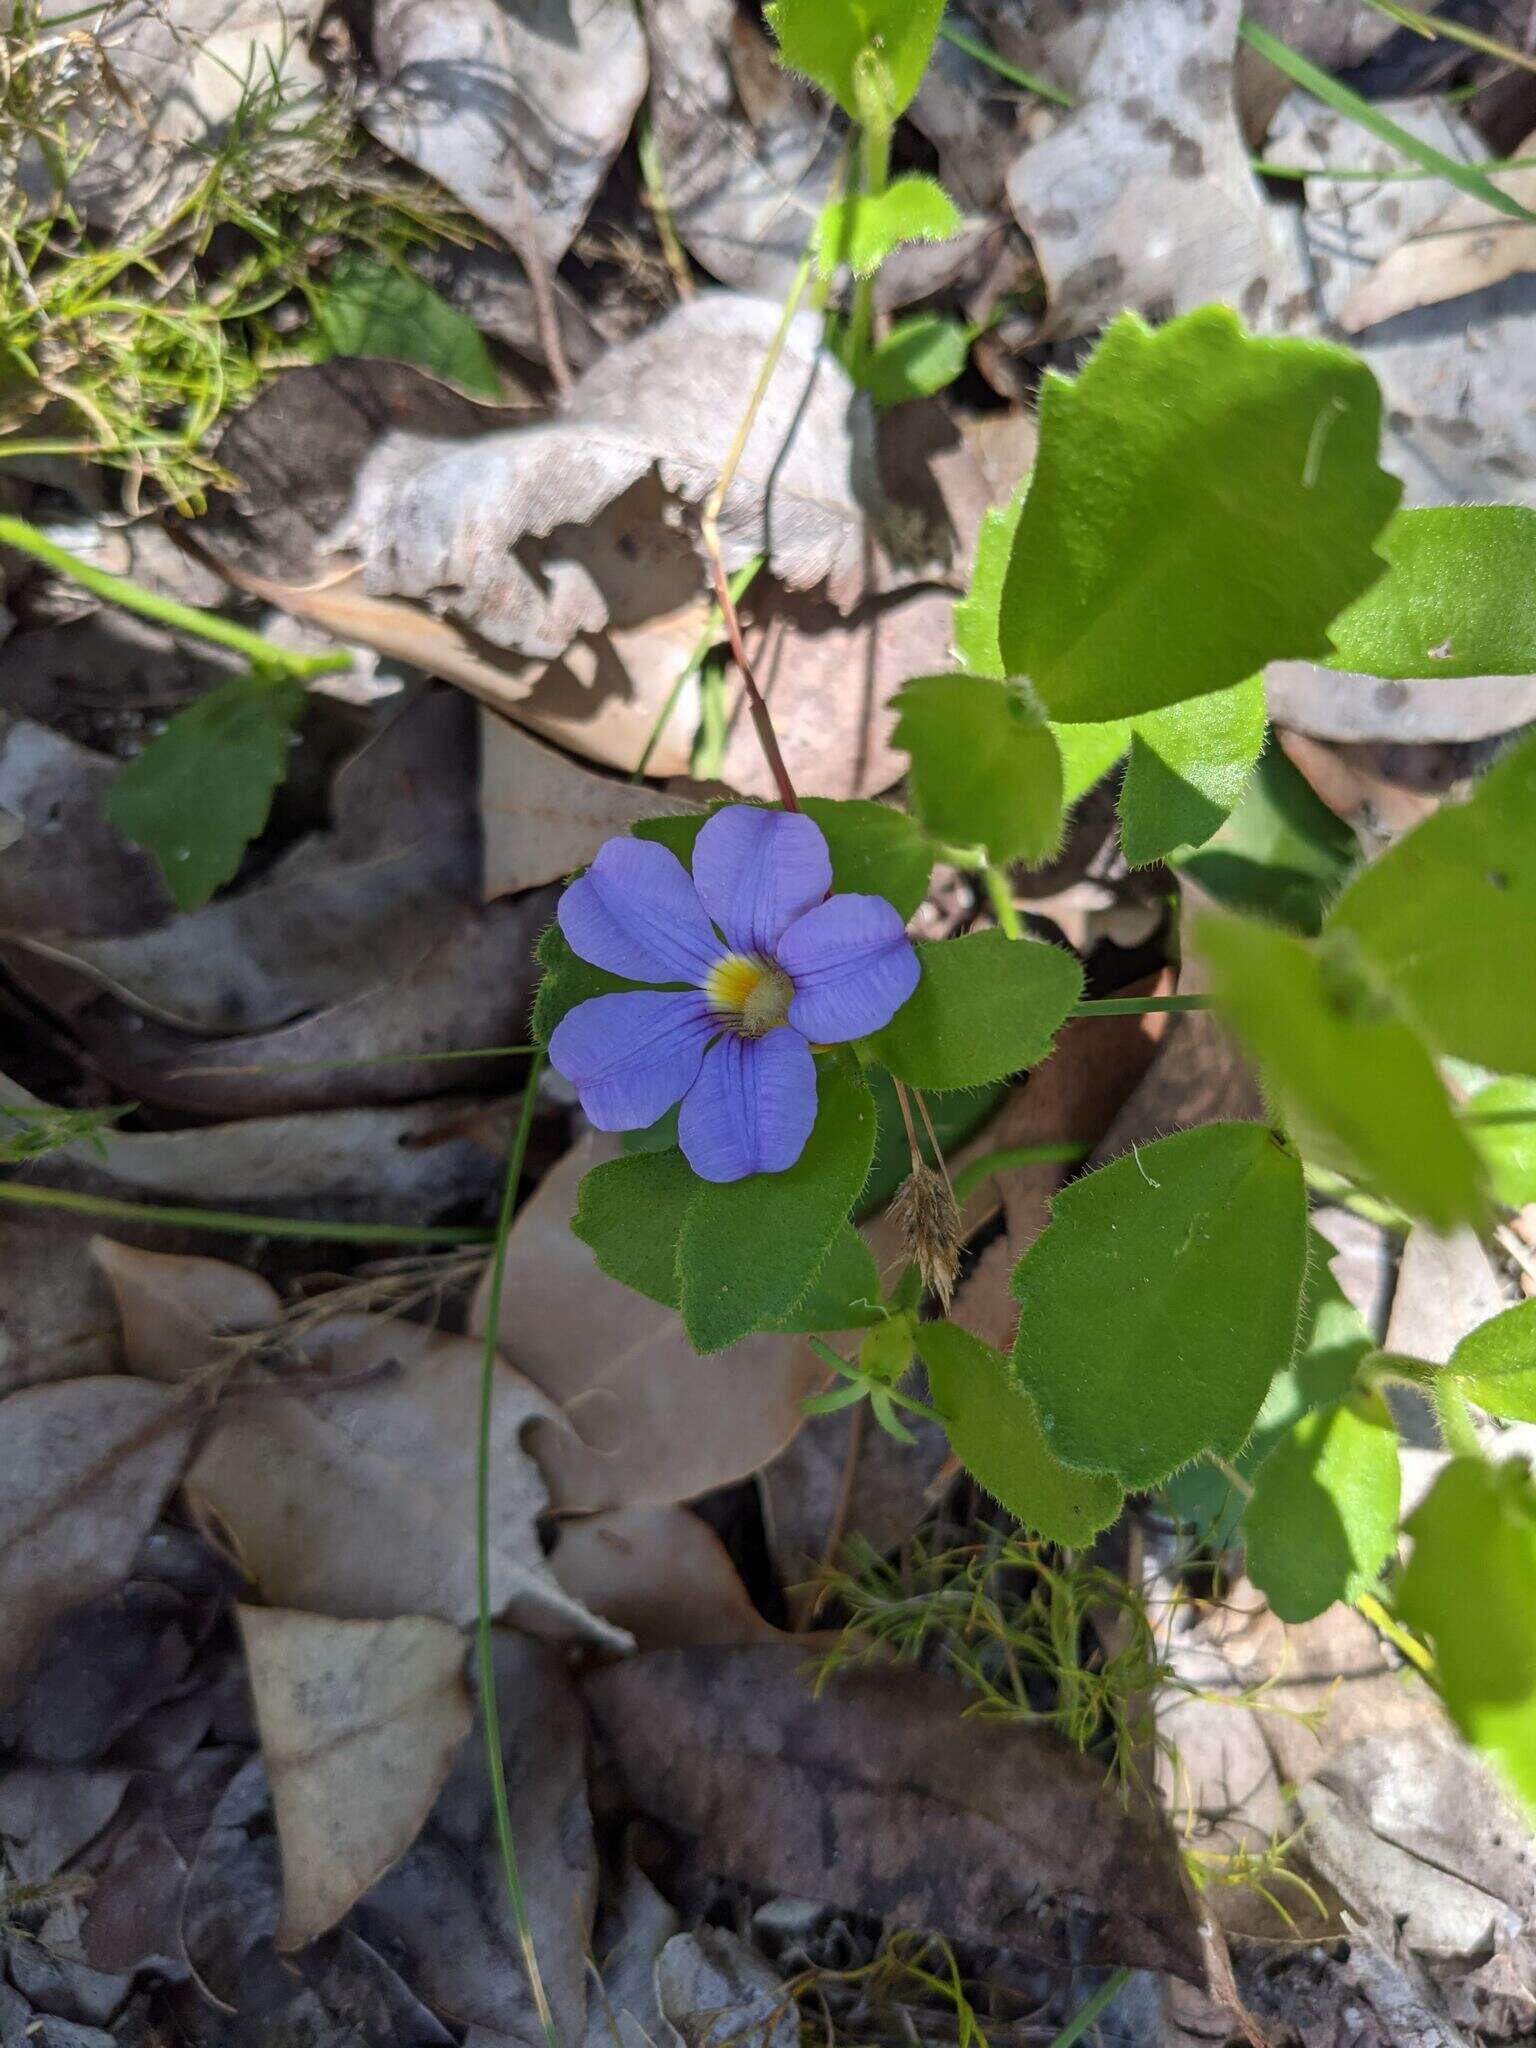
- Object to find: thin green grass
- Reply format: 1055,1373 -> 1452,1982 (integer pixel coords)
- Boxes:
0,1177 -> 494,1244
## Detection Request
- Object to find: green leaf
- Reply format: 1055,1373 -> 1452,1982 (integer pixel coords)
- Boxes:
103,675 -> 306,912
1197,910 -> 1487,1232
768,1225 -> 883,1332
1055,720 -> 1131,806
916,1320 -> 1124,1546
1325,507 -> 1536,680
1163,1225 -> 1372,1542
816,175 -> 961,278
307,251 -> 502,399
766,0 -> 943,118
1468,1077 -> 1536,1209
1398,1457 -> 1536,1817
636,800 -> 932,922
1011,1123 -> 1309,1488
997,307 -> 1400,721
679,1053 -> 877,1353
860,314 -> 971,408
1326,728 -> 1536,1075
531,919 -> 641,1047
1118,683 -> 1267,868
1173,745 -> 1359,937
953,494 -> 1021,679
1239,21 -> 1536,227
572,1148 -> 694,1308
860,1069 -> 1006,1216
891,675 -> 1064,865
1449,1297 -> 1536,1422
1243,1390 -> 1401,1622
868,930 -> 1082,1091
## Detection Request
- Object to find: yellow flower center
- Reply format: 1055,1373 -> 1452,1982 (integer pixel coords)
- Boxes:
706,953 -> 793,1038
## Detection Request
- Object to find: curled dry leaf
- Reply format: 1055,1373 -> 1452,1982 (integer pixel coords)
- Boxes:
364,0 -> 648,270
549,1507 -> 779,1651
479,709 -> 698,902
0,1377 -> 193,1706
655,1929 -> 799,2048
472,1132 -> 824,1513
1007,0 -> 1307,340
96,1240 -> 627,1648
328,295 -> 880,648
584,1643 -> 1204,1978
237,1605 -> 473,1951
0,1208 -> 123,1396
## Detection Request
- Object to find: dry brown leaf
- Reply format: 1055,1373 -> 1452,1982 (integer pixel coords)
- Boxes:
364,0 -> 648,270
1006,0 -> 1307,340
1385,1224 -> 1508,1368
353,1632 -> 597,2043
584,1643 -> 1204,1978
479,710 -> 698,902
328,296 -> 879,645
1339,132 -> 1536,333
1268,663 -> 1536,744
96,1240 -> 626,1647
472,1132 -> 824,1513
0,1377 -> 194,1705
237,1605 -> 473,1950
655,1929 -> 798,2048
0,1208 -> 123,1396
550,1507 -> 779,1651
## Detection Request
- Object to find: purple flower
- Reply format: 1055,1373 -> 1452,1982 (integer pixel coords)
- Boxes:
548,807 -> 919,1182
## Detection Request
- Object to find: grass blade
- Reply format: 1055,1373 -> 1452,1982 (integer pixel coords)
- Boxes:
1239,20 -> 1536,223
0,1177 -> 493,1244
937,19 -> 1074,107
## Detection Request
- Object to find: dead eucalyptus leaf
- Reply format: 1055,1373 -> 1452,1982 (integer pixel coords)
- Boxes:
0,715 -> 170,940
550,1508 -> 779,1651
352,1633 -> 597,2043
1339,135 -> 1536,334
364,0 -> 648,269
328,296 -> 880,646
584,1643 -> 1204,1978
96,1240 -> 628,1648
479,711 -> 698,901
0,1209 -> 123,1396
237,1605 -> 472,1950
471,1133 -> 824,1513
1007,0 -> 1307,340
0,1377 -> 193,1705
1385,1225 -> 1508,1371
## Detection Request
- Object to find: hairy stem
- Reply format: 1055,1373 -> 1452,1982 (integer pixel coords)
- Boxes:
846,114 -> 892,373
982,863 -> 1024,940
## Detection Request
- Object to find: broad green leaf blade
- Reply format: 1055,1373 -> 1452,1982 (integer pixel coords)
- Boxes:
1163,1224 -> 1372,1542
953,494 -> 1021,679
572,1148 -> 693,1308
1197,910 -> 1486,1231
816,176 -> 961,279
916,1320 -> 1124,1546
861,315 -> 971,408
1326,729 -> 1536,1075
766,0 -> 943,117
531,920 -> 642,1046
103,676 -> 307,912
635,801 -> 933,922
891,675 -> 1064,865
1055,720 -> 1131,806
1468,1077 -> 1536,1208
1240,22 -> 1536,226
1398,1457 -> 1536,1817
679,1053 -> 876,1353
308,252 -> 502,399
1011,1122 -> 1309,1488
997,307 -> 1400,720
1118,682 -> 1266,868
1325,507 -> 1536,679
1449,1297 -> 1536,1422
1242,1391 -> 1401,1622
867,930 -> 1082,1091
768,1225 -> 883,1331
1173,745 -> 1359,936
860,1068 -> 1006,1215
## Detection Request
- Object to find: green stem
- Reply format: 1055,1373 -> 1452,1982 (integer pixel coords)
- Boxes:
1046,1969 -> 1131,2048
0,1176 -> 491,1244
936,21 -> 1074,107
1432,1376 -> 1484,1462
1069,993 -> 1212,1018
0,512 -> 349,680
474,1047 -> 560,2048
982,864 -> 1024,940
1355,1591 -> 1436,1678
847,115 -> 892,373
631,556 -> 762,782
951,1142 -> 1089,1205
1302,1164 -> 1410,1233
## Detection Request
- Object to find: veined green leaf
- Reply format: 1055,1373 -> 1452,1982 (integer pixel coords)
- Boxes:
1325,507 -> 1536,680
1243,1390 -> 1401,1621
892,674 -> 1064,866
1467,1076 -> 1536,1209
766,0 -> 943,117
307,252 -> 502,399
1118,681 -> 1267,867
868,930 -> 1081,1091
860,314 -> 972,408
1449,1297 -> 1536,1422
816,176 -> 961,279
1172,745 -> 1359,936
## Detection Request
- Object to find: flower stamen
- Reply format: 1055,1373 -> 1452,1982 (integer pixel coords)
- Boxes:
706,952 -> 793,1038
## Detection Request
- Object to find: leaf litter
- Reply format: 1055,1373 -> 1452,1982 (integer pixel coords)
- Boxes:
5,0 -> 1536,2041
